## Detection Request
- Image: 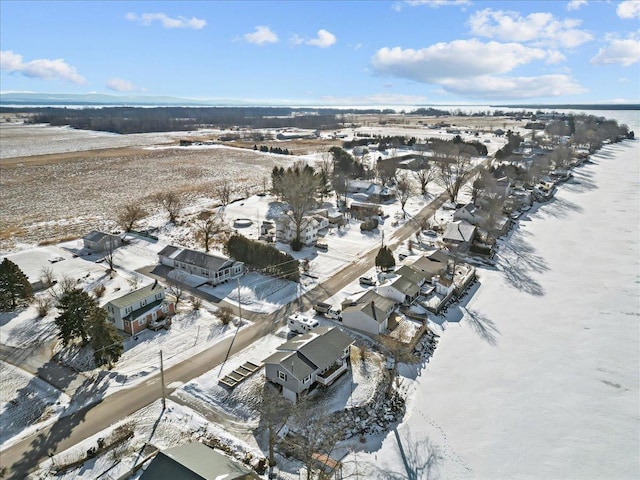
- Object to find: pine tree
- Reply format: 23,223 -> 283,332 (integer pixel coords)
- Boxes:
54,289 -> 95,346
88,307 -> 123,367
375,245 -> 395,272
0,258 -> 33,311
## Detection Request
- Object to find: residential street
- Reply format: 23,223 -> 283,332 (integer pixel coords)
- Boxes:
0,168 -> 479,478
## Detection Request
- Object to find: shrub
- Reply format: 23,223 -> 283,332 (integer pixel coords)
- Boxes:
35,295 -> 52,318
93,284 -> 106,298
191,295 -> 202,311
360,218 -> 379,232
217,306 -> 234,325
290,237 -> 303,251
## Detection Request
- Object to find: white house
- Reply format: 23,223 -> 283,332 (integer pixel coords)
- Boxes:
275,214 -> 321,246
377,274 -> 420,305
442,220 -> 477,249
453,203 -> 483,225
341,290 -> 396,336
158,245 -> 244,285
83,231 -> 122,252
263,326 -> 354,402
104,281 -> 175,335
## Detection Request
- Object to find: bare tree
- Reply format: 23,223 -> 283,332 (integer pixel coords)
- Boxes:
35,295 -> 52,317
50,275 -> 77,303
377,160 -> 397,186
153,191 -> 183,223
413,161 -> 435,196
127,275 -> 141,291
372,430 -> 445,480
379,335 -> 417,395
167,274 -> 186,306
254,383 -> 293,469
214,180 -> 233,207
39,266 -> 56,289
280,163 -> 321,247
103,241 -> 117,272
193,210 -> 227,252
116,202 -> 147,232
396,173 -> 413,218
435,144 -> 475,203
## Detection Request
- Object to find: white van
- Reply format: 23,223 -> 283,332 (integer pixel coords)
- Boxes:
287,313 -> 319,334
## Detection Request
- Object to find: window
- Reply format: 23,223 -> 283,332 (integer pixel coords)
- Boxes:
138,318 -> 145,326
278,371 -> 287,382
303,374 -> 311,384
140,299 -> 146,307
125,306 -> 132,314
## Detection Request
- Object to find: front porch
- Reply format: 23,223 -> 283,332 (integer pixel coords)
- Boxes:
316,362 -> 348,386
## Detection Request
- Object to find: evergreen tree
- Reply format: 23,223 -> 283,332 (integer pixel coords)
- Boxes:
88,307 -> 123,367
0,258 -> 33,311
54,289 -> 95,346
375,246 -> 395,272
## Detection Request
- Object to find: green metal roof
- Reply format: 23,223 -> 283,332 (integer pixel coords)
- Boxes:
108,282 -> 164,309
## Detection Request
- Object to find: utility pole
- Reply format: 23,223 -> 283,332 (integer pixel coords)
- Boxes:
160,350 -> 166,410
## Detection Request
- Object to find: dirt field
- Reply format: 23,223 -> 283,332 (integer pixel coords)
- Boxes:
0,144 -> 299,251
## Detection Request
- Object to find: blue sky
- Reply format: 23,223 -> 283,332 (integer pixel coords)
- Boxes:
1,0 -> 639,105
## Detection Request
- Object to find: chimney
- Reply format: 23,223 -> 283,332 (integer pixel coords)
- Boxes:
153,279 -> 158,289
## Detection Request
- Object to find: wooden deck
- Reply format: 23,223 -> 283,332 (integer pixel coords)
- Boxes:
218,361 -> 262,388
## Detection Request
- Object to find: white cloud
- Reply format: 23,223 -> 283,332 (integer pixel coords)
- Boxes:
126,12 -> 206,29
106,77 -> 135,92
307,29 -> 337,48
566,0 -> 587,11
545,49 -> 567,64
591,32 -> 640,66
617,1 -> 640,19
244,26 -> 278,45
371,39 -> 549,82
0,50 -> 85,84
439,74 -> 587,99
468,8 -> 592,48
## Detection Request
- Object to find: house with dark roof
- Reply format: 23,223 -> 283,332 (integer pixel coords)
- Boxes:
442,220 -> 477,250
340,290 -> 396,335
104,280 -> 174,335
140,442 -> 259,480
158,245 -> 244,285
263,326 -> 354,402
83,230 -> 122,252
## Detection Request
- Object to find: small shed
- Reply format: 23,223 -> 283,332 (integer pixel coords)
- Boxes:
83,231 -> 122,252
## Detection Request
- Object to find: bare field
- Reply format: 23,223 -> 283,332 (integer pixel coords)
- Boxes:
0,144 -> 296,252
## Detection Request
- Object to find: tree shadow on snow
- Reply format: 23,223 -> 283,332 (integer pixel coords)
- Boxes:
498,233 -> 548,297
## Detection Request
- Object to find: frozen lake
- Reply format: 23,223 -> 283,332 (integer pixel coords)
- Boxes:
358,135 -> 640,477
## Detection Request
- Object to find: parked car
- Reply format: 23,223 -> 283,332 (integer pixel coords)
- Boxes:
359,276 -> 376,286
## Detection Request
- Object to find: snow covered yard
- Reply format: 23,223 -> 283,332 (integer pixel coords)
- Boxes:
27,399 -> 266,480
0,362 -> 70,448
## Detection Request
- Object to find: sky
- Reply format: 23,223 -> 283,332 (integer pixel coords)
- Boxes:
1,0 -> 639,105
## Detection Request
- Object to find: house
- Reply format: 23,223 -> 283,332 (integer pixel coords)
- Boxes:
83,231 -> 122,252
406,251 -> 450,282
104,280 -> 174,335
442,221 -> 477,249
275,214 -> 321,246
349,201 -> 383,220
377,274 -> 420,305
140,442 -> 259,480
453,203 -> 483,225
394,264 -> 428,287
341,290 -> 396,335
158,246 -> 244,285
347,180 -> 376,194
263,326 -> 354,402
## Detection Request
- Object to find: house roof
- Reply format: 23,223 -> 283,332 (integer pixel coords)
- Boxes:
390,275 -> 420,296
174,249 -> 237,272
443,221 -> 476,243
84,230 -> 118,242
107,282 -> 164,309
409,256 -> 447,276
275,326 -> 354,373
395,265 -> 426,285
158,245 -> 180,258
427,249 -> 451,264
263,350 -> 317,380
342,290 -> 396,324
140,442 -> 257,480
124,298 -> 164,321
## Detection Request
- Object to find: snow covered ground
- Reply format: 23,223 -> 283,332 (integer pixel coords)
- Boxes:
354,139 -> 640,479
